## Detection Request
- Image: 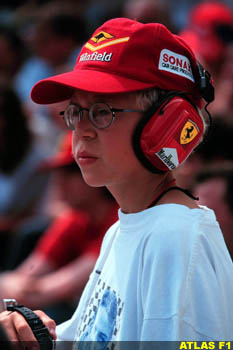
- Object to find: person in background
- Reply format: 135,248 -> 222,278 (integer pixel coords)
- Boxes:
15,12 -> 87,104
179,1 -> 233,81
210,42 -> 233,122
15,11 -> 88,158
179,2 -> 233,126
0,132 -> 118,324
0,25 -> 26,86
123,0 -> 176,31
194,164 -> 233,261
0,83 -> 49,270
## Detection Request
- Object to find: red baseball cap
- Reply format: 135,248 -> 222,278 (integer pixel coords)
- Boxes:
180,2 -> 233,63
31,17 -> 203,107
189,2 -> 232,28
41,131 -> 75,170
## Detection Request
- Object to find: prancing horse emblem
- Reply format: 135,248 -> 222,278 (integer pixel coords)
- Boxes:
180,120 -> 199,144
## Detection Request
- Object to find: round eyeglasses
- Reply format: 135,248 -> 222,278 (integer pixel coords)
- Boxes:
59,103 -> 144,130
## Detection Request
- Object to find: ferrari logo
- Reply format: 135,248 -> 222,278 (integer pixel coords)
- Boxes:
180,120 -> 199,144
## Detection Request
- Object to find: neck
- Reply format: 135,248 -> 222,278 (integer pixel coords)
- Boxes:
107,172 -> 174,214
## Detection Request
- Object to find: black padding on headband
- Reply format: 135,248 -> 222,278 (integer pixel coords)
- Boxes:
197,62 -> 215,103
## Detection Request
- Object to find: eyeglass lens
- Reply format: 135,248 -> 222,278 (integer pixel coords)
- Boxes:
65,103 -> 113,129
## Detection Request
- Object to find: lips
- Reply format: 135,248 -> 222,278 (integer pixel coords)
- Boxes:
76,151 -> 98,165
77,151 -> 97,158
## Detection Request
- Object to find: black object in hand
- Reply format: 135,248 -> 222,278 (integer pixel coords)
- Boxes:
4,299 -> 55,350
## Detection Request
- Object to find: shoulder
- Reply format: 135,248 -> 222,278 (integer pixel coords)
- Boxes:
142,205 -> 233,292
142,204 -> 224,265
150,203 -> 217,234
145,204 -> 210,237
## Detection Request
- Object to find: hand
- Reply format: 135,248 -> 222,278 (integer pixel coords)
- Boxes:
0,309 -> 56,349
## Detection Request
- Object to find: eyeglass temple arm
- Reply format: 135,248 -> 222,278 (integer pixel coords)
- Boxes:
111,108 -> 144,113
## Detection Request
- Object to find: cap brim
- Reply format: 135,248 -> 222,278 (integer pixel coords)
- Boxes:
31,69 -> 157,104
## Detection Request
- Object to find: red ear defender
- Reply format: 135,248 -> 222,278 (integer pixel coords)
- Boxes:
132,94 -> 204,173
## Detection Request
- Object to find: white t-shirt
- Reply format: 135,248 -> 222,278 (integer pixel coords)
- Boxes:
56,204 -> 233,343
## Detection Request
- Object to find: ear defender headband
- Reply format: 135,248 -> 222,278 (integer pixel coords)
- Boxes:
132,63 -> 215,173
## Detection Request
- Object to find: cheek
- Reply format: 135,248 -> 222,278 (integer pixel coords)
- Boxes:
102,121 -> 137,158
101,133 -> 137,171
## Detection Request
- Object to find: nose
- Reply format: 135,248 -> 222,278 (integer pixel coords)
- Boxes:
73,109 -> 88,127
73,110 -> 97,139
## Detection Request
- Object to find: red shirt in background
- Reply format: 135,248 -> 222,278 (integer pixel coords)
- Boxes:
35,205 -> 118,268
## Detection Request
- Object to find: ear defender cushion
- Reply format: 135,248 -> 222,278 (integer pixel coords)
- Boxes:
132,95 -> 204,173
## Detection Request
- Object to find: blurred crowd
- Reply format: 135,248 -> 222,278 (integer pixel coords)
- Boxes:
0,0 -> 232,323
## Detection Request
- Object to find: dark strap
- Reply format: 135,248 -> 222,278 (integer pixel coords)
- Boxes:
148,186 -> 199,208
6,304 -> 54,350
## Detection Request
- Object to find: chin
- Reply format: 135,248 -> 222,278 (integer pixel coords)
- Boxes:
81,172 -> 107,188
